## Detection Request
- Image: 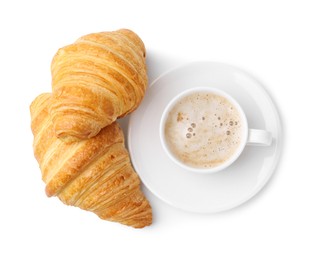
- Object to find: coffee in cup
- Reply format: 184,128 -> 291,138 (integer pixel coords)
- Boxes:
160,87 -> 272,173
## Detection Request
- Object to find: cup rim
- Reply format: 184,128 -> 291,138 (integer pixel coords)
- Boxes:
159,86 -> 249,174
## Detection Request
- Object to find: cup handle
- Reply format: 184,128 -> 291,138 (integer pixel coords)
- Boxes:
247,129 -> 272,146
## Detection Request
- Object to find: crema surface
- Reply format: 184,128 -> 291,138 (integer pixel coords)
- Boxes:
164,92 -> 243,169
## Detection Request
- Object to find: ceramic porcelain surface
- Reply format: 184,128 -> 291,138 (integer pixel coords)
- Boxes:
128,61 -> 282,213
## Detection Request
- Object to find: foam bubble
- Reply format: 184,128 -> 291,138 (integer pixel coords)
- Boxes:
186,133 -> 192,139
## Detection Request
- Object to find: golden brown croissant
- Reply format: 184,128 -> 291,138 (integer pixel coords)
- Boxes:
50,29 -> 148,142
30,93 -> 152,228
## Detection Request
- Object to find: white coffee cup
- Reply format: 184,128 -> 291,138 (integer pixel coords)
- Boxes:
159,87 -> 272,173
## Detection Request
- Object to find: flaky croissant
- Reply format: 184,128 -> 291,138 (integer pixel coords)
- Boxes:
50,29 -> 148,142
30,93 -> 152,228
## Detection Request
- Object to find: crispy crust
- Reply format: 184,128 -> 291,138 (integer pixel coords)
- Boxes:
30,93 -> 152,228
50,29 -> 148,142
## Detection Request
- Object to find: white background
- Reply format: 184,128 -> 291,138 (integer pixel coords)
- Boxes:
0,0 -> 311,259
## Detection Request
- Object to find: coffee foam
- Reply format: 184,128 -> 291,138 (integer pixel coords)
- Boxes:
164,92 -> 243,169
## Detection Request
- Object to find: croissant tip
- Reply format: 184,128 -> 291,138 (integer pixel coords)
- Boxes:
45,186 -> 54,198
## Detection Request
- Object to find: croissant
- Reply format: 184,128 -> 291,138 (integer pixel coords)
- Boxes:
30,93 -> 152,228
50,29 -> 148,142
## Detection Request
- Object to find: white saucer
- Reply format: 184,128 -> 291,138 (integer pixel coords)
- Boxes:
128,61 -> 282,213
